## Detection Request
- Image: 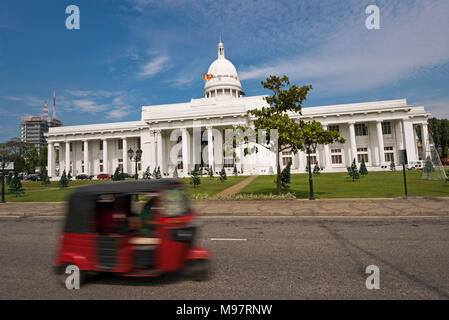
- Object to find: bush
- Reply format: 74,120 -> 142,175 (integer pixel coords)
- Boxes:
59,170 -> 69,188
359,158 -> 368,175
233,165 -> 238,176
281,160 -> 291,189
112,167 -> 124,181
348,159 -> 360,181
8,172 -> 25,197
219,167 -> 227,182
143,166 -> 151,179
208,166 -> 214,179
389,161 -> 396,172
190,165 -> 201,188
155,166 -> 162,179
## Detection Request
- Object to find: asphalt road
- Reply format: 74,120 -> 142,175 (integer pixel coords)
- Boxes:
1,216 -> 449,299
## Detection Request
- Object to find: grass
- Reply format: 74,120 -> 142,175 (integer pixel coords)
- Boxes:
239,170 -> 449,199
3,176 -> 248,202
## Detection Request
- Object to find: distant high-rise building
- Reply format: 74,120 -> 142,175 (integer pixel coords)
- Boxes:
20,93 -> 63,149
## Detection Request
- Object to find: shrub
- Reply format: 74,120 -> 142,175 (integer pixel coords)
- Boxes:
219,167 -> 227,182
8,172 -> 25,197
143,166 -> 151,179
173,167 -> 178,179
281,160 -> 292,189
348,159 -> 360,181
359,158 -> 368,175
190,165 -> 201,188
59,170 -> 69,188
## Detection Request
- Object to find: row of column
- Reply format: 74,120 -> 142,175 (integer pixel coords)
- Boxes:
47,137 -> 136,177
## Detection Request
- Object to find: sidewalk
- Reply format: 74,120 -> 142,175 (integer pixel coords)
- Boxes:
1,197 -> 449,218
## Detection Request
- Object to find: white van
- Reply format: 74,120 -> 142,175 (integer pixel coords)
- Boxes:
407,160 -> 424,170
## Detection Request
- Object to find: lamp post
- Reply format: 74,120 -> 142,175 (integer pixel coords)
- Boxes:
304,138 -> 318,200
128,147 -> 142,201
0,144 -> 10,203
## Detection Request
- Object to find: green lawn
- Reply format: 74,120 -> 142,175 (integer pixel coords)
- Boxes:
4,176 -> 247,202
239,171 -> 449,199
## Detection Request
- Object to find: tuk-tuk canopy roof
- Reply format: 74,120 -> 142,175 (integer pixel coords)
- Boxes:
64,179 -> 183,234
70,179 -> 182,196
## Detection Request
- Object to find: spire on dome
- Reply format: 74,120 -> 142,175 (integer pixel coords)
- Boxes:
217,39 -> 225,59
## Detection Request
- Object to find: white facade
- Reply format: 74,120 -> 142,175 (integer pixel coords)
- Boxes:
46,42 -> 430,178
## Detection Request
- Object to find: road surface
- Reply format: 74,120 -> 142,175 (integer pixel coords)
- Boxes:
1,216 -> 448,299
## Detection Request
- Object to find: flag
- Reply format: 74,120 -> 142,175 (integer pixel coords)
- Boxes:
202,73 -> 213,80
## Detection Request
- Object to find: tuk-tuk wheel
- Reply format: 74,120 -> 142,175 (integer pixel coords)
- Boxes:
186,259 -> 211,281
57,264 -> 86,288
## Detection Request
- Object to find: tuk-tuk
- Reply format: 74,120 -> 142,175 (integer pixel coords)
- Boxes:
54,179 -> 211,284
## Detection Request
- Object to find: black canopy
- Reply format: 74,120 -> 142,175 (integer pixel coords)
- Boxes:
64,179 -> 183,233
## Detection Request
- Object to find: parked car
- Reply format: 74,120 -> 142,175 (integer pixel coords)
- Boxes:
97,173 -> 112,179
122,173 -> 136,179
76,174 -> 91,180
407,160 -> 424,170
24,174 -> 38,181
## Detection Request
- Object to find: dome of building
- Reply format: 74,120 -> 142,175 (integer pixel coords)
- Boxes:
203,41 -> 243,99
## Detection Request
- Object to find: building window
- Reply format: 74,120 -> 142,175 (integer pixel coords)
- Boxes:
331,148 -> 343,164
81,160 -> 84,173
281,151 -> 292,166
224,158 -> 234,168
118,158 -> 123,171
99,159 -> 103,172
70,142 -> 73,152
355,123 -> 368,136
81,143 -> 84,152
100,140 -> 103,151
118,139 -> 123,150
384,146 -> 394,162
357,147 -> 369,163
328,125 -> 340,132
308,156 -> 317,165
177,160 -> 183,170
382,122 -> 392,135
137,137 -> 141,148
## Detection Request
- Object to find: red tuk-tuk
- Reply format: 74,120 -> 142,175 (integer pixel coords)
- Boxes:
54,179 -> 211,284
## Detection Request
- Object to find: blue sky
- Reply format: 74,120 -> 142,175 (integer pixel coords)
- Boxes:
1,0 -> 449,140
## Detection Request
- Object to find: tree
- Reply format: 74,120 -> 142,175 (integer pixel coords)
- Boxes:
112,167 -> 124,181
8,172 -> 24,196
27,147 -> 39,173
281,160 -> 292,189
155,166 -> 162,179
39,146 -> 48,168
243,76 -> 312,195
190,165 -> 201,188
219,167 -> 227,182
152,167 -> 158,178
173,167 -> 178,179
40,166 -> 51,185
2,138 -> 34,173
6,172 -> 13,187
59,170 -> 69,188
143,166 -> 151,179
359,158 -> 368,175
389,161 -> 396,171
348,159 -> 360,181
313,163 -> 321,175
233,165 -> 238,176
67,170 -> 72,181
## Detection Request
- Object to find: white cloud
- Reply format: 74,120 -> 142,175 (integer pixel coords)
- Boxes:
136,55 -> 170,78
72,99 -> 108,113
239,0 -> 449,96
416,99 -> 449,119
106,106 -> 132,120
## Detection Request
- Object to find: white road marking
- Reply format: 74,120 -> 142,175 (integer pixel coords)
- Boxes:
210,238 -> 247,241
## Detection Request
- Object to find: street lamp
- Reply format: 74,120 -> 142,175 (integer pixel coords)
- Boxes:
128,147 -> 142,201
304,138 -> 318,200
0,144 -> 10,203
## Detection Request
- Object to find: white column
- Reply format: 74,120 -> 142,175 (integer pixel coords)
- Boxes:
348,122 -> 357,164
421,123 -> 429,160
376,121 -> 385,167
122,138 -> 128,173
58,144 -> 63,176
156,130 -> 163,171
102,139 -> 108,174
322,125 -> 331,170
65,141 -> 71,174
402,118 -> 417,162
207,126 -> 214,171
83,140 -> 89,174
47,142 -> 54,177
182,128 -> 189,176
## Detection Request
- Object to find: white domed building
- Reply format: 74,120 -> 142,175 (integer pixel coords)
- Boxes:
46,41 -> 430,179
